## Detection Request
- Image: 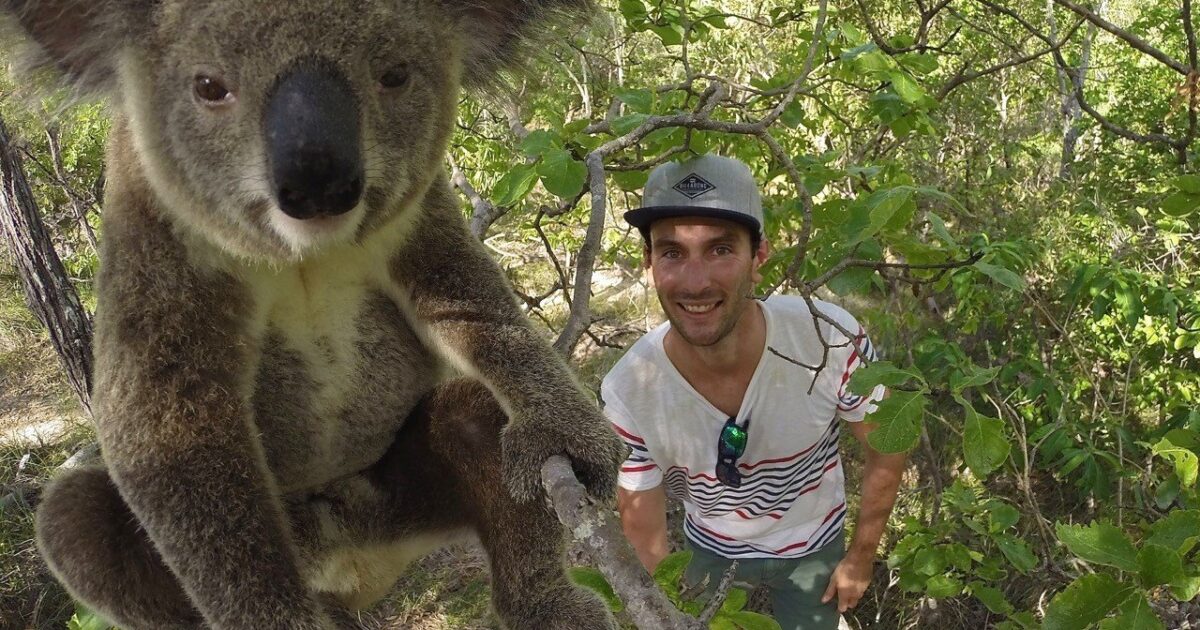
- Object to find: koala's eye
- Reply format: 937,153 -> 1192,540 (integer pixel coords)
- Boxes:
379,65 -> 410,90
194,75 -> 234,105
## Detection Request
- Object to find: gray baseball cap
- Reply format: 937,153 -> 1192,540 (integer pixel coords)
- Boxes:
624,154 -> 763,238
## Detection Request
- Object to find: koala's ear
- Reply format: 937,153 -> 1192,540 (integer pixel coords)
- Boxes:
1,0 -> 146,95
447,0 -> 592,87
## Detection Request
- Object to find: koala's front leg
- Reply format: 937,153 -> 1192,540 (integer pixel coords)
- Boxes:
76,219 -> 334,629
390,180 -> 627,503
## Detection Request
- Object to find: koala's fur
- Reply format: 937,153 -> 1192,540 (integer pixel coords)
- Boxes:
3,1 -> 627,628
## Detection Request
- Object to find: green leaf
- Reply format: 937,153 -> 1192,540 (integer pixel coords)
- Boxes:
889,71 -> 926,103
1172,174 -> 1200,194
849,186 -> 914,245
1152,437 -> 1199,487
618,0 -> 647,22
1170,574 -> 1200,600
611,113 -> 651,135
974,261 -> 1026,291
951,364 -> 1001,392
995,534 -> 1037,574
537,148 -> 588,198
1137,544 -> 1184,587
848,360 -> 924,394
925,574 -> 963,598
721,587 -> 748,613
963,404 -> 1010,477
1054,521 -> 1139,572
968,582 -> 1014,615
1104,592 -> 1165,630
491,164 -> 540,207
649,23 -> 685,46
987,501 -> 1020,532
1043,574 -> 1134,630
721,610 -> 782,630
709,616 -> 739,630
653,550 -> 693,596
612,169 -> 649,192
927,212 -> 958,248
866,390 -> 927,453
569,567 -> 624,612
913,547 -> 948,576
615,88 -> 654,113
780,101 -> 805,128
1145,509 -> 1200,553
1160,191 -> 1200,217
68,607 -> 113,630
519,129 -> 562,158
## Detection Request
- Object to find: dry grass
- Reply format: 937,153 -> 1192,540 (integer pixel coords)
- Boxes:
0,272 -> 87,629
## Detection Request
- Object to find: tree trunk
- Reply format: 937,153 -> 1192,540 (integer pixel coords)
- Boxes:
0,114 -> 93,415
1050,0 -> 1106,178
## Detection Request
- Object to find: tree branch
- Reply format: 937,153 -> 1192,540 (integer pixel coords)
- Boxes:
1051,0 -> 1190,75
449,159 -> 506,241
540,456 -> 702,630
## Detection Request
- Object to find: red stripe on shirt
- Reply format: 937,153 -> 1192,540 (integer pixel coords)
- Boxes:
773,501 -> 846,553
611,423 -> 646,444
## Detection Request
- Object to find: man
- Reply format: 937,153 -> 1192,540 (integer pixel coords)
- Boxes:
602,154 -> 907,629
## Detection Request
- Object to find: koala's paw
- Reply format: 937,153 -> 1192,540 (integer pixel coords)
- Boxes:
501,403 -> 629,503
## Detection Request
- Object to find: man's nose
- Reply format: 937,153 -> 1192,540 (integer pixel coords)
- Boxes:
677,258 -> 713,292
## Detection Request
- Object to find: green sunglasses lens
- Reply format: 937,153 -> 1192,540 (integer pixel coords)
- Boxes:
720,424 -> 747,457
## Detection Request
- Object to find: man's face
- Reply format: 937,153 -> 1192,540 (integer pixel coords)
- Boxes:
647,217 -> 769,348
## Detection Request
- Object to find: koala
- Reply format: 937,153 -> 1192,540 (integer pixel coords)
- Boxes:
3,1 -> 628,628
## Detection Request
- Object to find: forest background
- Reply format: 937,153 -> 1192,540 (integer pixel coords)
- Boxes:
0,0 -> 1198,628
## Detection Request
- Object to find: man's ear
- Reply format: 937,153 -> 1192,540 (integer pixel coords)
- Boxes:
752,238 -> 770,284
445,0 -> 592,88
1,0 -> 145,95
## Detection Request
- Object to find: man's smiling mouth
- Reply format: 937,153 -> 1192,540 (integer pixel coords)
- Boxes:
681,302 -> 720,314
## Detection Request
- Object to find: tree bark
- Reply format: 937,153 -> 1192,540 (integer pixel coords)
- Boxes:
0,114 -> 93,414
1049,0 -> 1106,177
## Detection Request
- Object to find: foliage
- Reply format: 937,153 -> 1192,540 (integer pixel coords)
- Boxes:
572,552 -> 783,629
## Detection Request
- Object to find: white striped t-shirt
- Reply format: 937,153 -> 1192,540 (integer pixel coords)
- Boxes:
601,296 -> 884,559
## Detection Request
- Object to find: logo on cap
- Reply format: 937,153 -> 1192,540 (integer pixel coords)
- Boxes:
673,173 -> 716,199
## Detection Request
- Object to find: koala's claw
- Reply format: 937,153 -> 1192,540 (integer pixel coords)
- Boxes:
501,407 -> 628,503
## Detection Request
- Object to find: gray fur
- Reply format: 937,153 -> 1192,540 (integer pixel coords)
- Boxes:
8,1 -> 624,628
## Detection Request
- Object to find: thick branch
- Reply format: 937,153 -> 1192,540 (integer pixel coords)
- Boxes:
540,456 -> 702,630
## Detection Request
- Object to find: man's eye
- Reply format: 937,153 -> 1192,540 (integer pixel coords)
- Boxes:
714,246 -> 733,255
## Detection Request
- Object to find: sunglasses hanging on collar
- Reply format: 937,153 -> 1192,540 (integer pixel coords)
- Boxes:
716,415 -> 750,488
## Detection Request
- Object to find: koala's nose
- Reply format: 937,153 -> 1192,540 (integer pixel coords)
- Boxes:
264,63 -> 364,220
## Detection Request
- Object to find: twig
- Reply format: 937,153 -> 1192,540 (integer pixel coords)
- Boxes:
697,561 -> 740,624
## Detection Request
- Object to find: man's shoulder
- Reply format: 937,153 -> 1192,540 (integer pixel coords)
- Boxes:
765,294 -> 859,326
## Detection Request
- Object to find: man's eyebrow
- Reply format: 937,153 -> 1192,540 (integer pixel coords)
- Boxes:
651,230 -> 741,249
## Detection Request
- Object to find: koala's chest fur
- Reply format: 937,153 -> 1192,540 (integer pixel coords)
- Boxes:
239,246 -> 441,493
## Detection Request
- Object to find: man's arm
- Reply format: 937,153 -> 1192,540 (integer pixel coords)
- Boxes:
822,418 -> 907,613
617,485 -> 670,574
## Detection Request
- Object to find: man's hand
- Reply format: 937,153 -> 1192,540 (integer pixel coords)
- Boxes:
821,553 -> 874,613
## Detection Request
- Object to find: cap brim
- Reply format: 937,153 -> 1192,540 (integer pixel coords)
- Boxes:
624,206 -> 761,235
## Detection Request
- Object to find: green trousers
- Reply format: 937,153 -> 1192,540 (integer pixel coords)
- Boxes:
682,539 -> 844,630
